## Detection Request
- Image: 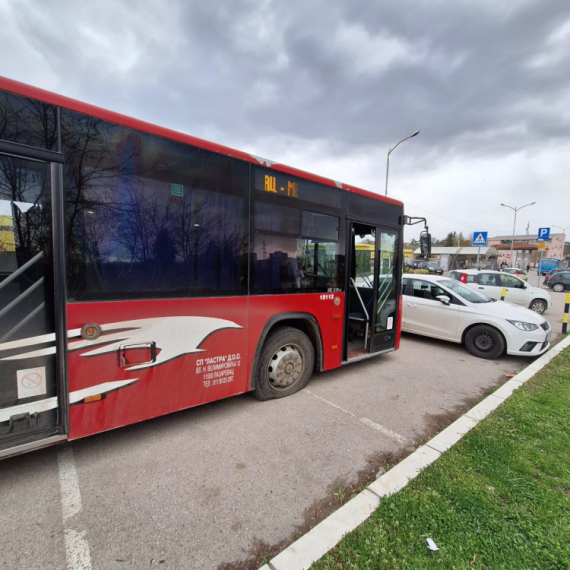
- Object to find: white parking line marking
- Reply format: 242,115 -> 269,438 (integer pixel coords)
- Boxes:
359,417 -> 408,443
57,446 -> 92,570
306,390 -> 408,443
63,529 -> 92,570
306,390 -> 356,416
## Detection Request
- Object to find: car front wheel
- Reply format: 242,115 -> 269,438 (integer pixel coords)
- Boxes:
553,283 -> 565,292
529,299 -> 547,314
464,325 -> 505,360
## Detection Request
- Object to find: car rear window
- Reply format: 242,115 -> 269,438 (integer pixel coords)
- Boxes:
448,271 -> 476,283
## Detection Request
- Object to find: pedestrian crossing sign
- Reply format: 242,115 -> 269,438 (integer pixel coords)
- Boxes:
472,232 -> 488,246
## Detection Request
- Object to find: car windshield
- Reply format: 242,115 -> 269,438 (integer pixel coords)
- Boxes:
437,279 -> 495,303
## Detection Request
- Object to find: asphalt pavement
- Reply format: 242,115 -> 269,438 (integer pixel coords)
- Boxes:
0,281 -> 567,570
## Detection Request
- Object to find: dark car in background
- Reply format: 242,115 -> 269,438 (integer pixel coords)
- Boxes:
417,261 -> 444,275
547,271 -> 570,292
543,268 -> 562,287
405,258 -> 423,269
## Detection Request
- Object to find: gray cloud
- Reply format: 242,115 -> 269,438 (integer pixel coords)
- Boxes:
1,0 -> 569,239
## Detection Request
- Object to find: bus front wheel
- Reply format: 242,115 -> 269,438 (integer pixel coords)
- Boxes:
253,327 -> 315,400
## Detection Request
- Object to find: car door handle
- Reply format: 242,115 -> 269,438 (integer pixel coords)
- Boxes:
478,287 -> 484,289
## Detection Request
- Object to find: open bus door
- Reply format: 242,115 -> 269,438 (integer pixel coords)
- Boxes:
345,221 -> 400,361
0,143 -> 67,458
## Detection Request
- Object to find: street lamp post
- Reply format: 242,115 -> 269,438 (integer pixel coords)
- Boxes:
552,224 -> 570,236
385,131 -> 420,196
501,202 -> 536,268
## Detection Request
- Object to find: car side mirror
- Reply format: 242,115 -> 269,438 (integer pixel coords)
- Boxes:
436,295 -> 451,306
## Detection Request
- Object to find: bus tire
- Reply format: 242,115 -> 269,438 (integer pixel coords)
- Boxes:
253,327 -> 315,401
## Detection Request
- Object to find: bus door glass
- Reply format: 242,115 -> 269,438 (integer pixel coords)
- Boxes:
346,223 -> 399,359
369,229 -> 398,353
346,223 -> 375,359
0,153 -> 62,453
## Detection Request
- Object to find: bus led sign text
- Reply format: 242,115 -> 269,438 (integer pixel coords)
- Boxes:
264,175 -> 298,198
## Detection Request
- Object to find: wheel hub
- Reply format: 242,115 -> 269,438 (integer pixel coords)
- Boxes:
268,345 -> 303,388
474,333 -> 494,351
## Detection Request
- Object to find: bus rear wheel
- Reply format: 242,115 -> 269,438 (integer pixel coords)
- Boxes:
253,327 -> 315,400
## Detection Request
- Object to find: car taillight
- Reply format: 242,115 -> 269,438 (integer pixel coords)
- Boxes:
460,273 -> 467,283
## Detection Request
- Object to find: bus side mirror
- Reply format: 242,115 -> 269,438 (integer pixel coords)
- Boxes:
420,232 -> 432,257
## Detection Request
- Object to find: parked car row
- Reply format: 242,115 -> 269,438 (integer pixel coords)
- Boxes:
447,269 -> 551,314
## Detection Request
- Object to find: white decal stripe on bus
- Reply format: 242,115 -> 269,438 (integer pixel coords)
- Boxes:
0,396 -> 58,423
0,328 -> 83,353
0,318 -> 241,368
81,317 -> 242,370
0,380 -> 137,422
67,331 -> 150,352
0,332 -> 56,351
2,331 -> 139,360
1,346 -> 57,360
68,380 -> 138,403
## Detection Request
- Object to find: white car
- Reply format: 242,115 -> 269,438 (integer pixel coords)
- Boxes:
502,267 -> 528,281
447,269 -> 551,314
402,274 -> 551,359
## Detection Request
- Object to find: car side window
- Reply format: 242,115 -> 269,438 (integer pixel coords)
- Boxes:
411,280 -> 433,300
401,278 -> 408,295
500,274 -> 524,288
465,275 -> 476,283
411,280 -> 448,301
477,273 -> 498,286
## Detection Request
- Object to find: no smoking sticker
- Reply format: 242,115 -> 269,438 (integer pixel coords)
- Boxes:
17,367 -> 46,399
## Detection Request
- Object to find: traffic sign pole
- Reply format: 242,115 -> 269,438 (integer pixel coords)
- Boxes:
536,228 -> 550,286
472,232 -> 487,269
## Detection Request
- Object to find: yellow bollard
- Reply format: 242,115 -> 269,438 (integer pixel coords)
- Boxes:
563,293 -> 570,335
500,288 -> 507,301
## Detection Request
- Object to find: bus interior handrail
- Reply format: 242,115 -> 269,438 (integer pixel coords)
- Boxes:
0,251 -> 43,292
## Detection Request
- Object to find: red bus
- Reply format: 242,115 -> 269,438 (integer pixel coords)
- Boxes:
0,76 -> 411,459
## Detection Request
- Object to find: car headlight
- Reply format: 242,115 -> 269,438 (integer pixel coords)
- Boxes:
507,320 -> 539,331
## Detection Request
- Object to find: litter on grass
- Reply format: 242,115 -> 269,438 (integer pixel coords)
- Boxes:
426,538 -> 439,551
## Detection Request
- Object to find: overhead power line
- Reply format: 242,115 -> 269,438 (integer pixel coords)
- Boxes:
402,200 -> 508,234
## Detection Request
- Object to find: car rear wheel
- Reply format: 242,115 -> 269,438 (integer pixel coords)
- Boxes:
529,299 -> 547,314
252,327 -> 315,401
553,283 -> 565,292
465,325 -> 505,360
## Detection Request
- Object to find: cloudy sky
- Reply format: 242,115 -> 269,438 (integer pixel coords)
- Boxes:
1,0 -> 569,241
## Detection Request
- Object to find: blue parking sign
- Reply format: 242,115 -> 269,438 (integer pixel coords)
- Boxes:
537,227 -> 550,242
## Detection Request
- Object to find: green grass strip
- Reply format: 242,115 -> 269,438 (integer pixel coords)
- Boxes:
312,348 -> 570,570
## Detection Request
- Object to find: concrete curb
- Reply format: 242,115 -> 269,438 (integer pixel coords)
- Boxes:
261,334 -> 570,570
